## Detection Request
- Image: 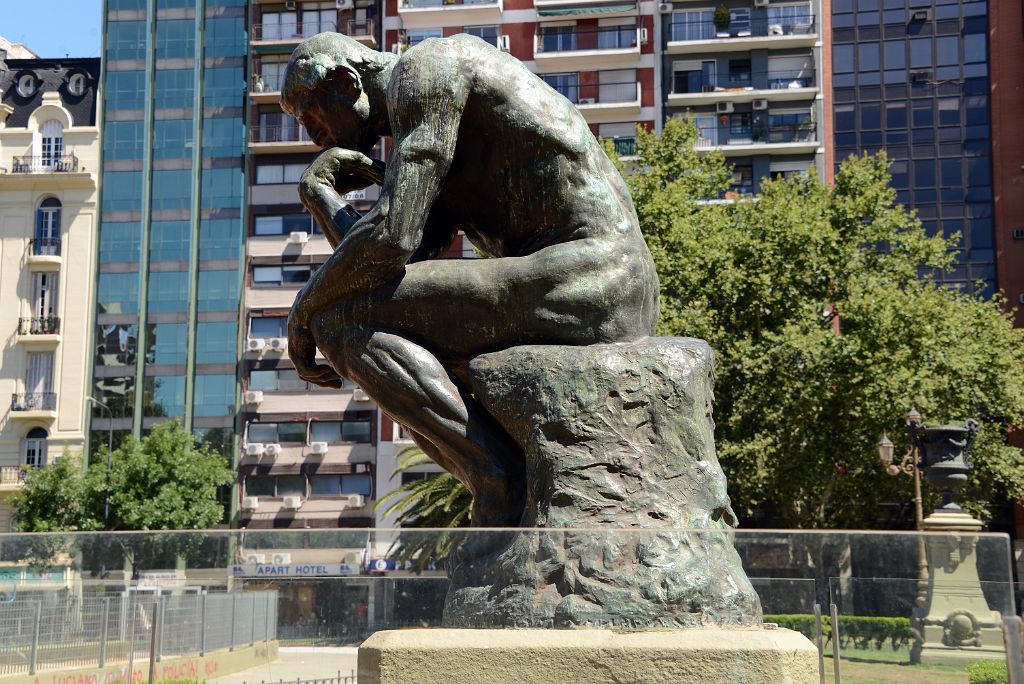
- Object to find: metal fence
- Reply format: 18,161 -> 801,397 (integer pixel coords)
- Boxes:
0,591 -> 277,677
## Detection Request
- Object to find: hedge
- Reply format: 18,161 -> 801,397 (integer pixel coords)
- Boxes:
764,614 -> 915,650
967,660 -> 1008,684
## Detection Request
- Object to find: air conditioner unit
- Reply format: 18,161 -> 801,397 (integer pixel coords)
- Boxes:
285,0 -> 296,8
345,494 -> 366,508
1012,228 -> 1024,240
244,390 -> 264,405
768,24 -> 784,34
716,101 -> 734,114
245,442 -> 265,457
639,27 -> 649,44
754,0 -> 769,7
283,495 -> 303,510
497,34 -> 510,52
390,43 -> 402,54
272,552 -> 292,565
288,231 -> 309,245
264,443 -> 283,457
246,337 -> 266,352
910,8 -> 931,20
337,0 -> 354,8
244,552 -> 265,563
910,69 -> 933,83
242,499 -> 259,514
268,337 -> 288,352
353,387 -> 370,402
310,441 -> 329,455
578,97 -> 596,105
752,98 -> 768,110
658,1 -> 673,13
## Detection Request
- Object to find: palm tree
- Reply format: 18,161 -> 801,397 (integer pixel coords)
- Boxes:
375,446 -> 472,571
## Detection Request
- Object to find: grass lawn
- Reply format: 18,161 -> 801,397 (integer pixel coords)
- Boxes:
820,649 -> 976,684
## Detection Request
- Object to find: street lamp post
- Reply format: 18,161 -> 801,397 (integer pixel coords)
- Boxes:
86,396 -> 113,528
877,408 -> 928,603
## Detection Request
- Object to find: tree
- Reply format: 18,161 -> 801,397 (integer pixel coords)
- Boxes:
12,421 -> 232,532
614,116 -> 1024,528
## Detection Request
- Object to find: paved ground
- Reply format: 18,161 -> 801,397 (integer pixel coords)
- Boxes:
212,647 -> 359,684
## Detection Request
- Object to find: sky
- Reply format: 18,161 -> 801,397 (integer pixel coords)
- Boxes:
2,1 -> 101,58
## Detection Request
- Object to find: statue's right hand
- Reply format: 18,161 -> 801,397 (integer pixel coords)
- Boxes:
299,148 -> 385,206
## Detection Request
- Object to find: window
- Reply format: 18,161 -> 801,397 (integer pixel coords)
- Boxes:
341,474 -> 373,496
17,73 -> 36,97
194,374 -> 236,417
248,421 -> 307,443
201,167 -> 244,210
401,471 -> 438,486
245,476 -> 275,496
204,67 -> 245,107
104,120 -> 145,161
465,25 -> 500,47
148,271 -> 189,313
729,8 -> 751,35
24,428 -> 48,468
196,322 -> 238,364
254,214 -> 316,236
25,353 -> 54,404
767,3 -> 812,33
277,475 -> 306,497
310,475 -> 341,496
310,419 -> 373,443
670,10 -> 713,41
597,21 -> 636,50
729,113 -> 752,143
255,60 -> 287,92
406,28 -> 442,46
97,273 -> 139,314
199,219 -> 241,261
246,475 -> 306,497
344,419 -> 373,443
31,272 -> 59,321
204,117 -> 244,158
68,73 -> 88,96
106,70 -> 145,111
151,169 -> 193,211
95,323 -> 137,367
205,16 -> 245,58
541,73 -> 579,104
39,120 -> 64,168
255,163 -> 306,184
156,19 -> 196,59
154,70 -> 195,109
143,376 -> 186,418
150,220 -> 191,262
106,21 -> 147,61
250,316 -> 287,338
253,265 -> 314,286
153,120 -> 194,160
729,165 -> 754,196
261,12 -> 298,41
35,198 -> 61,254
250,369 -> 305,391
198,270 -> 240,312
309,474 -> 373,497
598,69 -> 636,103
540,25 -> 577,52
147,323 -> 188,365
300,8 -> 337,36
727,59 -> 751,87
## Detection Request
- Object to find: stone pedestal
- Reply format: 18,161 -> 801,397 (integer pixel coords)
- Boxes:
358,628 -> 819,684
444,338 -> 761,628
916,510 -> 1006,665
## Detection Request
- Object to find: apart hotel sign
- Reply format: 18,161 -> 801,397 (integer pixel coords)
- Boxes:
230,563 -> 360,577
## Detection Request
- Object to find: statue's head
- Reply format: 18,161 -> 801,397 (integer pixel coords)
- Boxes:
281,33 -> 392,153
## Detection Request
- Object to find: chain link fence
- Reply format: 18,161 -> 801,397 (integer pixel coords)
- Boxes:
0,591 -> 277,677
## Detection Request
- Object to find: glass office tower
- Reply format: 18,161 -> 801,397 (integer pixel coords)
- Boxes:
90,0 -> 248,460
831,0 -> 995,294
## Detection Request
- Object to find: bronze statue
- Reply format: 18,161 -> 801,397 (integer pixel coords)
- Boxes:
282,33 -> 660,528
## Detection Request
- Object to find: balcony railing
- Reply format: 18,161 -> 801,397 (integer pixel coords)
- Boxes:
251,20 -> 338,42
400,0 -> 497,8
672,68 -> 816,94
535,26 -> 641,53
30,237 -> 61,256
252,73 -> 283,93
695,124 -> 816,148
547,80 -> 640,106
0,465 -> 27,486
11,392 -> 57,412
250,125 -> 313,144
342,18 -> 375,37
608,137 -> 636,157
11,154 -> 79,173
19,316 -> 61,335
669,16 -> 815,42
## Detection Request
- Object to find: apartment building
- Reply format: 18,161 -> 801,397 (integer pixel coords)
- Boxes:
661,0 -> 828,194
0,49 -> 101,530
90,0 -> 249,463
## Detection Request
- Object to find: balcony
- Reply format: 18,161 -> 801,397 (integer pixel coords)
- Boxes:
18,316 -> 61,336
606,136 -> 637,158
397,0 -> 502,30
553,80 -> 642,122
341,18 -> 376,46
534,26 -> 644,71
251,18 -> 338,47
667,68 -> 817,107
249,125 -> 318,154
10,392 -> 57,419
28,237 -> 62,268
695,124 -> 818,156
0,466 -> 27,489
10,154 -> 79,174
250,71 -> 283,104
666,16 -> 817,54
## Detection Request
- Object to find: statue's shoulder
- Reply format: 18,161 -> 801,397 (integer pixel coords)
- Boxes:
389,37 -> 473,100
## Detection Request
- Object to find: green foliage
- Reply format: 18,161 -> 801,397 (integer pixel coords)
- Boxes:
713,5 -> 731,29
12,421 -> 232,532
375,446 -> 472,571
764,614 -> 914,650
967,660 -> 1008,684
611,117 -> 1024,527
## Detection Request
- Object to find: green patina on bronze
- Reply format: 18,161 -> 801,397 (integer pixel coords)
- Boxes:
281,32 -> 760,627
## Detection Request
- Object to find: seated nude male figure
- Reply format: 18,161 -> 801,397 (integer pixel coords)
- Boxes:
282,32 -> 659,528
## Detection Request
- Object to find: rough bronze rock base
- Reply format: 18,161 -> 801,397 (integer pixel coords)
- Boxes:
444,338 -> 762,628
357,628 -> 819,684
